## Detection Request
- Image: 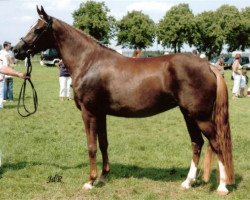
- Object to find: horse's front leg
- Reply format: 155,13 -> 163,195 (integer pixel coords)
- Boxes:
97,115 -> 110,183
81,109 -> 98,190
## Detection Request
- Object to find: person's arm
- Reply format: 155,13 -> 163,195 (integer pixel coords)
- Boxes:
0,66 -> 28,79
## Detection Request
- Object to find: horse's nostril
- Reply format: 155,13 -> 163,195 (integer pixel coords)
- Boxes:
13,49 -> 19,54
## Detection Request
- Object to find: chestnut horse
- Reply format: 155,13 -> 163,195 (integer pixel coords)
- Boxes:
13,6 -> 234,195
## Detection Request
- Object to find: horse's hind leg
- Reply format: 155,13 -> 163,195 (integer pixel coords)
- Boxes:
196,120 -> 230,195
180,109 -> 204,189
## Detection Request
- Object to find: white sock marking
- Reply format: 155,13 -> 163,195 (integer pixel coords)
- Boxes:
181,160 -> 197,189
83,182 -> 93,190
217,160 -> 229,194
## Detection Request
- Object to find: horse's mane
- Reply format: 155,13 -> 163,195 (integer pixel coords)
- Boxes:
55,18 -> 117,53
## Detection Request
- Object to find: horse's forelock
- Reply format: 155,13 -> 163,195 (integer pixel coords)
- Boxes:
24,20 -> 39,35
25,19 -> 48,36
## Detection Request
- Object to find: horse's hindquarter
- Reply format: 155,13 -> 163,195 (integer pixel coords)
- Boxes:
168,54 -> 217,120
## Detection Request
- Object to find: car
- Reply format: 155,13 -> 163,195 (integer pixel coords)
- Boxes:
241,56 -> 250,66
209,56 -> 219,65
40,48 -> 60,66
210,55 -> 231,68
224,57 -> 234,70
224,56 -> 250,70
243,63 -> 250,70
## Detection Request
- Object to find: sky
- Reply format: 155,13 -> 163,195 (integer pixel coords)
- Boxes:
0,0 -> 249,51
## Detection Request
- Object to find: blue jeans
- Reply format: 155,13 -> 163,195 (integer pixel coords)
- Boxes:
4,77 -> 13,101
0,80 -> 4,108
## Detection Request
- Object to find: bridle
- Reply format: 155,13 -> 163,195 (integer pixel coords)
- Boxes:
17,19 -> 52,117
17,54 -> 38,117
20,19 -> 53,55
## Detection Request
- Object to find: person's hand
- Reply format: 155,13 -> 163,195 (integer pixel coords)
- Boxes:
18,72 -> 30,79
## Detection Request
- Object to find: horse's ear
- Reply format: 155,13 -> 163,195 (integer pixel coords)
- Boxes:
37,5 -> 50,22
37,5 -> 42,16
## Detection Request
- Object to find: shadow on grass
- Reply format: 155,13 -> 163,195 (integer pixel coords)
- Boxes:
189,169 -> 242,192
107,163 -> 242,193
3,104 -> 18,109
3,97 -> 33,109
109,163 -> 188,182
0,161 -> 88,178
0,162 -> 242,192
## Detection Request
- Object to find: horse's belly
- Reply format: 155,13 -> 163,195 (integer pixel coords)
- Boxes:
107,93 -> 178,118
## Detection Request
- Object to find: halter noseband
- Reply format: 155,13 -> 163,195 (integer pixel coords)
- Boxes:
20,19 -> 53,54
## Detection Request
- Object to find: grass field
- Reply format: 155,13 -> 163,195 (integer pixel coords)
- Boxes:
0,61 -> 250,200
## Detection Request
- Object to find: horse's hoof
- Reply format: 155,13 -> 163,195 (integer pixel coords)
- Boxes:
217,190 -> 229,196
181,180 -> 191,190
217,187 -> 229,196
94,178 -> 106,187
83,182 -> 93,190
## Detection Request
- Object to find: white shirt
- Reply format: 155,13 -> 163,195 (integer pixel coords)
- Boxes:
0,63 -> 4,81
0,51 -> 5,81
0,49 -> 12,78
0,49 -> 10,65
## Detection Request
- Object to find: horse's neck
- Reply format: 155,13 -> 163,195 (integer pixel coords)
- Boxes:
53,19 -> 100,71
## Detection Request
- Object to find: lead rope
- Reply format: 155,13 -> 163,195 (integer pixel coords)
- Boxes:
17,54 -> 38,117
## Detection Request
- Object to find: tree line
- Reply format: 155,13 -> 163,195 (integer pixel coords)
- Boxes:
72,1 -> 250,59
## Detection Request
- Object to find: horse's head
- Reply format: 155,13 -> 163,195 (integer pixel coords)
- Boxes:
13,6 -> 55,60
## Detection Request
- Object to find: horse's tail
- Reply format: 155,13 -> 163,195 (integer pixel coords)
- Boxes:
203,144 -> 214,182
204,66 -> 234,185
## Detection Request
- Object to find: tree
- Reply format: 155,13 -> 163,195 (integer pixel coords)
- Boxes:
194,5 -> 243,58
194,11 -> 223,59
116,11 -> 155,49
226,7 -> 250,51
157,3 -> 196,53
72,1 -> 115,44
216,5 -> 241,52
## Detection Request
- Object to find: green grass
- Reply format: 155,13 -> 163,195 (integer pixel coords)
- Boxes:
0,62 -> 250,199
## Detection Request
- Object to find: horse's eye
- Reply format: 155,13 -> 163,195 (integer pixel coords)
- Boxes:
34,28 -> 43,34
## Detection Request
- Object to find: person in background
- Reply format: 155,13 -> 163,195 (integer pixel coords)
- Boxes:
214,57 -> 225,77
58,59 -> 72,101
239,66 -> 248,97
132,48 -> 142,58
0,63 -> 28,109
232,53 -> 242,99
199,53 -> 208,61
192,49 -> 198,56
0,41 -> 14,102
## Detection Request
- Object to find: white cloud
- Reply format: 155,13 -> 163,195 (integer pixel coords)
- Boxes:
50,0 -> 76,11
127,1 -> 172,13
124,1 -> 173,21
21,1 -> 37,10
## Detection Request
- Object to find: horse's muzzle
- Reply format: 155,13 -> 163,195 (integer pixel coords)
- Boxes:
13,47 -> 27,60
